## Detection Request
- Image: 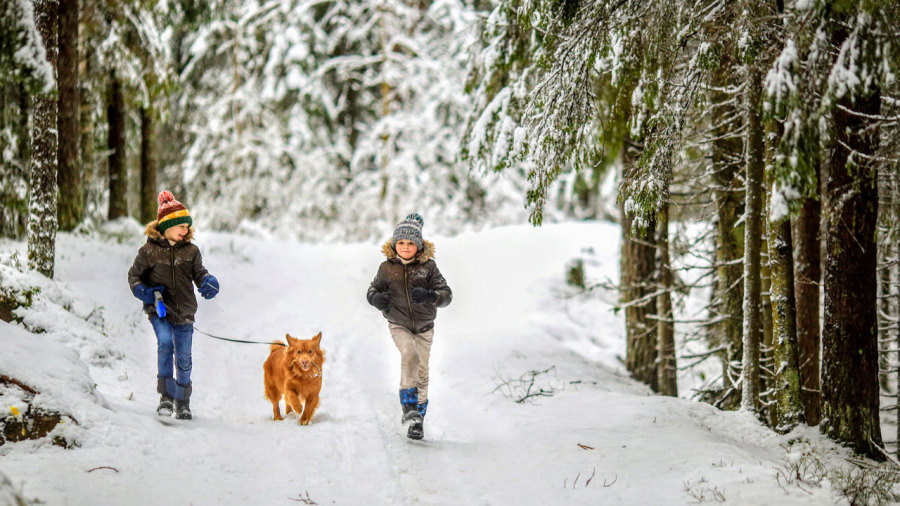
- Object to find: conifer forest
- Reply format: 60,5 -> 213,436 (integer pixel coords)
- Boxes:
3,0 -> 900,464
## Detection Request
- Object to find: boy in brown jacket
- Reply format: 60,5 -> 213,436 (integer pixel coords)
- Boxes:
367,213 -> 452,440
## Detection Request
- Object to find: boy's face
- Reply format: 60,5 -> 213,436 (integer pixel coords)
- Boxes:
164,223 -> 190,243
395,239 -> 418,260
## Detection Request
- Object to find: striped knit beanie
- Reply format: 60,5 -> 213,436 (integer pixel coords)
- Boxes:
156,190 -> 192,233
391,213 -> 424,250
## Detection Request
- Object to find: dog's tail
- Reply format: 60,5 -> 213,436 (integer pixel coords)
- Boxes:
270,341 -> 285,352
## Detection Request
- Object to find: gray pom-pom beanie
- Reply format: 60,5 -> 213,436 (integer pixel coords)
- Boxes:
391,213 -> 424,250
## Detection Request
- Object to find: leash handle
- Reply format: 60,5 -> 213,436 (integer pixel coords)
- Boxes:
154,291 -> 166,318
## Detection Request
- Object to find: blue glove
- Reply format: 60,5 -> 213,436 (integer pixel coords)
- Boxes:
133,284 -> 164,305
199,274 -> 219,300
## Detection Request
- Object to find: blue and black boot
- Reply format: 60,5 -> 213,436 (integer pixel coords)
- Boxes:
400,388 -> 419,423
407,399 -> 427,440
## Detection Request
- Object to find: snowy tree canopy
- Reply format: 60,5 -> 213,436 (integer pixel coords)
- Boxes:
0,0 -> 55,94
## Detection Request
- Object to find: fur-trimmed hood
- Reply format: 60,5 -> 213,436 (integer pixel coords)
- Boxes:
145,220 -> 195,243
381,239 -> 435,263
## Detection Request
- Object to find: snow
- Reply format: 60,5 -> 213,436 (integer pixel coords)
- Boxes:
0,219 -> 865,504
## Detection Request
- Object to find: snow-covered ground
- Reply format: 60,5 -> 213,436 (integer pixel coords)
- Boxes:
0,219 -> 870,504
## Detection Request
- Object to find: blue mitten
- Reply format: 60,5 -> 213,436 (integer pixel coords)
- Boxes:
133,284 -> 164,305
199,274 -> 219,300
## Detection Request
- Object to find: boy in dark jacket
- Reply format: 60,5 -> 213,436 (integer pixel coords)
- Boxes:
127,191 -> 219,420
367,213 -> 452,440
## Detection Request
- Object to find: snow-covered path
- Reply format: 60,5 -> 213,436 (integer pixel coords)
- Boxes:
1,222 -> 843,504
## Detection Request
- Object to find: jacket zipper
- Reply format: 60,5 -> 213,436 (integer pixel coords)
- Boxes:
404,264 -> 417,333
169,246 -> 180,317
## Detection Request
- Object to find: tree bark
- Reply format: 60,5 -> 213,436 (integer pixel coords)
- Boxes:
822,97 -> 883,460
709,56 -> 745,406
107,71 -> 127,220
821,20 -> 883,459
656,202 -> 677,397
140,106 -> 157,223
28,0 -> 59,278
767,201 -> 804,431
56,0 -> 81,231
741,66 -> 764,414
620,138 -> 659,392
793,186 -> 822,426
79,26 -> 96,216
625,215 -> 659,391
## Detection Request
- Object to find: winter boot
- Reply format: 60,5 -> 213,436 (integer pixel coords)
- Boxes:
156,378 -> 174,416
174,383 -> 192,420
400,388 -> 419,423
407,399 -> 427,440
407,416 -> 424,440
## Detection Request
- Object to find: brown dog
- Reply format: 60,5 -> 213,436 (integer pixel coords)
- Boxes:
263,332 -> 325,425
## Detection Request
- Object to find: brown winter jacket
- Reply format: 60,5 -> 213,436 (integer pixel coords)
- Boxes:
127,221 -> 209,325
367,240 -> 452,334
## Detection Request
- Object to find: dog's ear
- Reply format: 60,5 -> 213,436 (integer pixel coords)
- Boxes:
285,335 -> 298,346
312,332 -> 322,344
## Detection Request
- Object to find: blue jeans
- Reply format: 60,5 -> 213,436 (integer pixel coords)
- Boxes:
150,315 -> 193,387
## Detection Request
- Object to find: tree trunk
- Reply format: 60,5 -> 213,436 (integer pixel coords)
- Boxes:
140,106 -> 157,223
625,216 -> 659,391
657,202 -> 677,397
821,31 -> 883,459
793,178 -> 822,426
78,13 -> 96,216
0,84 -> 31,239
767,201 -> 805,431
877,168 -> 896,396
741,66 -> 764,414
107,71 -> 127,220
28,0 -> 59,278
56,0 -> 81,231
709,57 -> 745,407
620,139 -> 659,392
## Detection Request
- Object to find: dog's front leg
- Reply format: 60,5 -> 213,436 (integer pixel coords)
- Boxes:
285,390 -> 303,420
299,394 -> 319,425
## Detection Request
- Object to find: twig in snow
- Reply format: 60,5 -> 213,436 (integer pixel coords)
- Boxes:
288,491 -> 317,504
585,467 -> 597,487
86,467 -> 119,473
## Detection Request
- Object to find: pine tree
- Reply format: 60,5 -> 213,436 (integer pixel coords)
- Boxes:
1,0 -> 55,239
28,0 -> 59,278
820,4 -> 884,460
106,71 -> 127,220
139,106 -> 157,223
708,40 -> 745,409
740,63 -> 764,415
56,0 -> 81,231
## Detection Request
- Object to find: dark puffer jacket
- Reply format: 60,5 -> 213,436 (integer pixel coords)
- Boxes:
367,240 -> 452,334
127,221 -> 209,325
